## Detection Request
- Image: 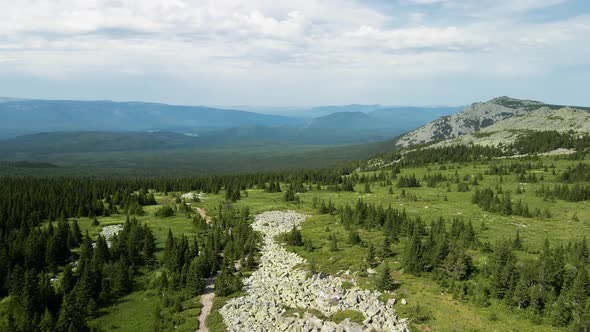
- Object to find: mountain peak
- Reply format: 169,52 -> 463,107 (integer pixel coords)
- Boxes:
486,96 -> 544,109
396,97 -> 545,148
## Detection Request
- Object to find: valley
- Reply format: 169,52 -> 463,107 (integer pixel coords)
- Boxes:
4,2 -> 590,331
1,97 -> 590,332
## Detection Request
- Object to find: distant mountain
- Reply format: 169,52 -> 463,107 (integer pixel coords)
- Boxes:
227,104 -> 461,120
307,105 -> 385,118
396,96 -> 590,148
0,99 -> 302,137
306,112 -> 377,129
369,106 -> 462,131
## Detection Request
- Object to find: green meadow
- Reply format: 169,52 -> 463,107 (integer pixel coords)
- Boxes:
62,156 -> 590,331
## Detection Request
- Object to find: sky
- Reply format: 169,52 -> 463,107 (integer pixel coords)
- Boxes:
1,0 -> 589,107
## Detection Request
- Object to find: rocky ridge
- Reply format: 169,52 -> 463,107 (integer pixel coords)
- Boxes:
220,210 -> 409,332
396,97 -> 542,148
396,96 -> 590,148
429,107 -> 590,149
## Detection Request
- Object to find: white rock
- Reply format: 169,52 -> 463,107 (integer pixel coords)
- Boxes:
219,210 -> 409,332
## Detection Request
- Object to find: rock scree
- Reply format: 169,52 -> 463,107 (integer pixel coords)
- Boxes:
219,210 -> 410,331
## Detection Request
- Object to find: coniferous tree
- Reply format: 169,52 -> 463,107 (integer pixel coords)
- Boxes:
381,237 -> 392,259
377,265 -> 394,291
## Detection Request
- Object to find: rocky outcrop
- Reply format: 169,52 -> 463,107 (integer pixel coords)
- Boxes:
430,107 -> 590,149
99,224 -> 123,247
395,96 -> 590,149
396,97 -> 543,148
220,211 -> 409,332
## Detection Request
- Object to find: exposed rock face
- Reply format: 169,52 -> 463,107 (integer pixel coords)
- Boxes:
181,192 -> 206,201
430,107 -> 590,149
396,97 -> 542,148
220,211 -> 409,332
99,224 -> 123,247
395,96 -> 590,149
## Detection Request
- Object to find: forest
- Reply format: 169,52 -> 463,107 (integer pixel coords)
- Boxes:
1,130 -> 590,331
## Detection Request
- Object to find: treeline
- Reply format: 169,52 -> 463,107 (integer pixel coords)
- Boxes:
512,130 -> 590,154
373,131 -> 590,168
406,220 -> 590,329
1,217 -> 156,331
386,145 -> 506,166
472,188 -> 551,218
561,163 -> 590,182
536,184 -> 590,202
0,167 -> 365,230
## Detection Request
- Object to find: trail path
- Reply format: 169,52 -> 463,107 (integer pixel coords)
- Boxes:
196,207 -> 212,224
198,276 -> 217,332
197,207 -> 214,331
219,210 -> 409,332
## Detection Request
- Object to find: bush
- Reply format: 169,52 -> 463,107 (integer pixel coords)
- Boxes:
155,206 -> 175,218
409,303 -> 432,324
287,227 -> 303,246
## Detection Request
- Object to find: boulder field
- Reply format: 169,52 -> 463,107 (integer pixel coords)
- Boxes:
220,210 -> 409,332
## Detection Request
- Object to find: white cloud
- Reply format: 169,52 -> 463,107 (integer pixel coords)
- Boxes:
0,0 -> 588,105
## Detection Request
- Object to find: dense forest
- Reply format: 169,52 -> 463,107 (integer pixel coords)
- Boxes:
1,129 -> 590,331
0,176 -> 261,331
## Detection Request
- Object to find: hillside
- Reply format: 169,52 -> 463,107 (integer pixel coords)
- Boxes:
431,107 -> 590,149
396,96 -> 590,148
305,112 -> 377,129
0,99 -> 301,137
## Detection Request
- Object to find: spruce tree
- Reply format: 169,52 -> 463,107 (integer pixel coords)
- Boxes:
381,237 -> 392,258
377,265 -> 394,291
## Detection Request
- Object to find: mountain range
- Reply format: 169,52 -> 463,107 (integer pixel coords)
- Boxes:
0,98 -> 459,144
2,95 -> 589,176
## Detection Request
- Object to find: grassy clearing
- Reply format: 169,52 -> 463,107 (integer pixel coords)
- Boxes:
331,310 -> 365,324
203,156 -> 587,331
75,156 -> 589,331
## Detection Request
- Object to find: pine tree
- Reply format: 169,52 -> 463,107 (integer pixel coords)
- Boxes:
381,237 -> 392,258
55,293 -> 87,332
111,258 -> 131,297
404,232 -> 423,274
377,265 -> 394,291
185,258 -> 206,296
366,243 -> 376,265
329,233 -> 338,252
551,292 -> 572,327
39,307 -> 55,332
61,264 -> 75,294
348,230 -> 361,245
287,227 -> 303,246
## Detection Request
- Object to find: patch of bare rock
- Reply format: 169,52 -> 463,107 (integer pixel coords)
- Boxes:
220,210 -> 409,332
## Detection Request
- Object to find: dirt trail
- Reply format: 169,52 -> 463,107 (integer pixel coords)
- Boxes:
196,207 -> 212,224
198,276 -> 216,332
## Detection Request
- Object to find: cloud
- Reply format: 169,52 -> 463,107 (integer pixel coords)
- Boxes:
0,0 -> 588,105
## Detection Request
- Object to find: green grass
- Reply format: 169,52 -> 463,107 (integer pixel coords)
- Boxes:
206,292 -> 246,332
195,156 -> 589,331
331,309 -> 365,324
88,288 -> 160,331
53,156 -> 590,331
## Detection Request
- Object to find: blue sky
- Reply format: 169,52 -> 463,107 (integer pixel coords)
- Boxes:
0,0 -> 589,107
